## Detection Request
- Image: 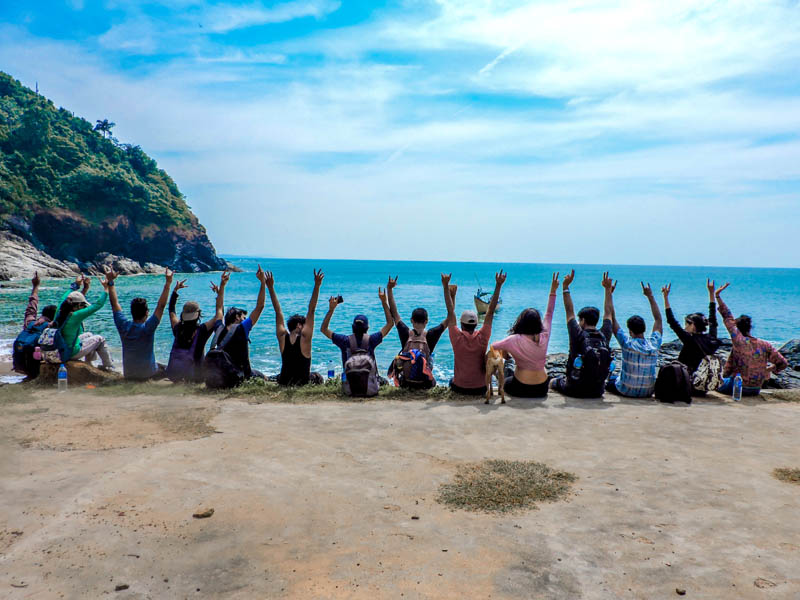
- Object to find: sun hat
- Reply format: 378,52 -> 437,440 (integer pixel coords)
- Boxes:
66,291 -> 89,308
181,301 -> 201,321
460,310 -> 478,325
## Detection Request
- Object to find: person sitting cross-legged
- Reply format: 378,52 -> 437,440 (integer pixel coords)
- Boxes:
166,271 -> 229,382
550,270 -> 614,399
106,266 -> 172,380
12,271 -> 58,379
266,268 -> 325,386
714,283 -> 788,396
442,271 -> 505,395
606,282 -> 663,398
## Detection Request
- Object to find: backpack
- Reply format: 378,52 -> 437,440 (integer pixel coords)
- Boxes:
390,329 -> 435,386
571,330 -> 612,394
692,355 -> 724,393
203,325 -> 244,389
343,334 -> 379,397
166,327 -> 201,382
12,320 -> 50,376
37,326 -> 70,364
654,362 -> 693,403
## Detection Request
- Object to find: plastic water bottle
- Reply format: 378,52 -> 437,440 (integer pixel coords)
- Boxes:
732,373 -> 743,402
57,364 -> 68,392
570,355 -> 583,381
33,346 -> 42,361
327,359 -> 335,380
609,359 -> 616,374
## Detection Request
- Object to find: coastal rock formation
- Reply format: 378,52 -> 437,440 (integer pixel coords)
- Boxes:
38,361 -> 123,385
0,231 -> 80,280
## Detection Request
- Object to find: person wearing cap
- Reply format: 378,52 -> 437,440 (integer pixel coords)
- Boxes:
320,287 -> 394,375
265,268 -> 325,386
207,265 -> 268,380
491,272 -> 559,398
51,274 -> 113,369
385,275 -> 447,389
104,266 -> 173,380
165,270 -> 229,382
442,270 -> 505,395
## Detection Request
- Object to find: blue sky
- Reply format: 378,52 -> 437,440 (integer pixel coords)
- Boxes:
2,0 -> 800,267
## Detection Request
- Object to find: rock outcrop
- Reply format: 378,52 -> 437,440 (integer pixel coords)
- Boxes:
38,361 -> 122,385
0,231 -> 80,280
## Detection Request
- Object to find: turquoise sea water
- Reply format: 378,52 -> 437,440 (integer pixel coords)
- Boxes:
2,257 -> 799,383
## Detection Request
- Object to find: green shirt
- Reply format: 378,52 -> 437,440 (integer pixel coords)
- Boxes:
58,291 -> 107,359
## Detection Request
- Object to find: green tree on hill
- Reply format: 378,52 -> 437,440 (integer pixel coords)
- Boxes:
93,118 -> 115,139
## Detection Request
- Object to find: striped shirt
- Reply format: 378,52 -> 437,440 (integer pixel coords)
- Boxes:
614,328 -> 662,397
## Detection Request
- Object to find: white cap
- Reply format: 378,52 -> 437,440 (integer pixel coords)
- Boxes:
460,310 -> 478,325
66,291 -> 89,307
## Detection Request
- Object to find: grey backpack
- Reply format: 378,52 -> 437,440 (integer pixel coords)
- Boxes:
344,334 -> 379,397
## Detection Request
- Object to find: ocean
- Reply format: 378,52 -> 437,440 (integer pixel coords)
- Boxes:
2,257 -> 799,384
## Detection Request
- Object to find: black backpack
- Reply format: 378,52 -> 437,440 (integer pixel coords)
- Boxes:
203,325 -> 245,390
576,330 -> 612,392
12,320 -> 50,377
654,362 -> 693,404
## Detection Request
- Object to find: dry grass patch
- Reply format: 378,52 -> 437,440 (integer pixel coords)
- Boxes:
437,459 -> 577,513
773,467 -> 800,485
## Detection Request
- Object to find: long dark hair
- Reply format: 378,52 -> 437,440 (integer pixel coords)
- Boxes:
53,300 -> 78,329
509,308 -> 543,336
174,319 -> 200,348
685,312 -> 708,333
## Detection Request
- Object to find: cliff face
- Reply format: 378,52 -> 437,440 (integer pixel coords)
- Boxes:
0,71 -> 230,278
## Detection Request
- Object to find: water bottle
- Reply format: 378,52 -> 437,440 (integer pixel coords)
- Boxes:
57,364 -> 68,392
609,359 -> 616,374
33,346 -> 42,361
732,373 -> 743,402
327,359 -> 335,380
570,355 -> 583,381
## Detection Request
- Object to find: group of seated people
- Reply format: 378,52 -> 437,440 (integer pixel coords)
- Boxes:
12,265 -> 790,400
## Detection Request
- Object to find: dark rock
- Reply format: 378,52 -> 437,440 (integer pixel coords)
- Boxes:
778,339 -> 800,368
192,508 -> 215,519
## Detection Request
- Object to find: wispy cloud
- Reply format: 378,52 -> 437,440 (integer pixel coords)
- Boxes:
202,0 -> 341,33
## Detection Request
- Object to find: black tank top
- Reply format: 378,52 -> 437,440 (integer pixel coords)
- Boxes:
278,333 -> 311,385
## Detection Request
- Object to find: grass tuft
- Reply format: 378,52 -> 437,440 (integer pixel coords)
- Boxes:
437,459 -> 577,513
773,467 -> 800,485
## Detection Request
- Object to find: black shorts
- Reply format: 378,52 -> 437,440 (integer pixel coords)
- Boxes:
449,380 -> 487,395
504,375 -> 549,398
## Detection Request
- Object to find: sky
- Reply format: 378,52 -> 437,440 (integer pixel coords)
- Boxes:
2,0 -> 800,268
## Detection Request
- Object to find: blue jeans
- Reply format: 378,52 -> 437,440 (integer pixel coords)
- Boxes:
718,377 -> 762,397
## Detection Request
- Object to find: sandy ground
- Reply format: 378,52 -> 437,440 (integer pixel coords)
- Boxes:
0,383 -> 799,600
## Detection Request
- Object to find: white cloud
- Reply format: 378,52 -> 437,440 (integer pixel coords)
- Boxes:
202,0 -> 341,33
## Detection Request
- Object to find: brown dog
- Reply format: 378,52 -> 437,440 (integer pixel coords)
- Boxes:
485,348 -> 506,404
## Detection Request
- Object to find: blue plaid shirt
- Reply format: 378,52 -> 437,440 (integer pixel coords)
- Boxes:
614,328 -> 662,397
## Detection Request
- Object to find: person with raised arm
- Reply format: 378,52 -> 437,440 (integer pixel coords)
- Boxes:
208,265 -> 268,381
165,270 -> 229,382
320,287 -> 394,397
106,266 -> 172,380
386,275 -> 448,389
714,283 -> 788,396
443,270 -> 506,395
266,268 -> 325,386
491,271 -> 557,399
51,272 -> 113,369
550,270 -> 614,398
662,279 -> 721,375
12,271 -> 58,378
606,282 -> 663,398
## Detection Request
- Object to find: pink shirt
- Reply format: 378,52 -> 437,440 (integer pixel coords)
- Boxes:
449,322 -> 492,389
492,294 -> 556,371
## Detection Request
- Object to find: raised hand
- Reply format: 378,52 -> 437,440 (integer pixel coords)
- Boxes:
715,282 -> 730,297
328,296 -> 339,311
256,264 -> 266,283
441,273 -> 451,286
387,275 -> 398,290
706,278 -> 715,295
449,284 -> 457,300
641,282 -> 654,297
563,269 -> 575,290
104,266 -> 119,282
314,268 -> 324,286
378,287 -> 387,304
601,271 -> 616,291
495,269 -> 507,286
549,272 -> 560,294
74,273 -> 85,287
265,270 -> 275,288
209,281 -> 219,295
220,270 -> 230,286
174,279 -> 188,292
83,276 -> 92,293
32,271 -> 41,288
98,276 -> 109,290
661,283 -> 671,298
165,267 -> 174,284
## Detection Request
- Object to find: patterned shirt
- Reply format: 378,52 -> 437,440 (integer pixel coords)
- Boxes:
614,328 -> 662,397
718,299 -> 788,388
